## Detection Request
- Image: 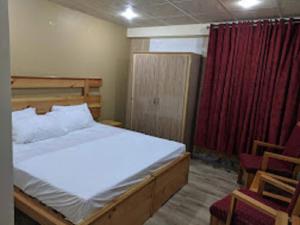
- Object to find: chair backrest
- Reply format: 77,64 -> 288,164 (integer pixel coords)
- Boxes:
287,180 -> 300,216
283,122 -> 300,158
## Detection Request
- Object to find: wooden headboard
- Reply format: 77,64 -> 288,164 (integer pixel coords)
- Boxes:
11,76 -> 102,119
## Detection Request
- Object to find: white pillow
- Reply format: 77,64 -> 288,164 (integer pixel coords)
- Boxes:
47,110 -> 94,133
52,103 -> 90,113
52,103 -> 94,128
12,108 -> 37,142
12,108 -> 36,122
13,113 -> 67,144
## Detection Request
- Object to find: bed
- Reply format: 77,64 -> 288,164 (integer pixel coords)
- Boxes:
12,76 -> 190,225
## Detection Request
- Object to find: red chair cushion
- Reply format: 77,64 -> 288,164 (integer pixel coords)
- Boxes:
283,125 -> 300,158
210,189 -> 287,225
239,154 -> 293,176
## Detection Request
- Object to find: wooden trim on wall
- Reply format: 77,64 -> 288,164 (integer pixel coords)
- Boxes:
127,24 -> 210,38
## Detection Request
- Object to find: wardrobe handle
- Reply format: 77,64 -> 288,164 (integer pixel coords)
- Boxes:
153,97 -> 160,105
153,98 -> 156,105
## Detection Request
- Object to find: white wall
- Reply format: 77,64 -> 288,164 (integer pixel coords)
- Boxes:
149,37 -> 208,56
0,0 -> 14,224
9,0 -> 129,122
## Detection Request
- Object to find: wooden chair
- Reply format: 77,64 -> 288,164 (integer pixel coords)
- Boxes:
238,122 -> 300,187
210,171 -> 300,225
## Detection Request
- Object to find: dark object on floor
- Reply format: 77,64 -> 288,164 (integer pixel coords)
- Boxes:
192,150 -> 239,173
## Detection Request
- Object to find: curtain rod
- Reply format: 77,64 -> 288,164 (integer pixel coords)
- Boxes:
206,18 -> 300,29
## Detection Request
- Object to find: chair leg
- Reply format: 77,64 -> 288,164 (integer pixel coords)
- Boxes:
237,167 -> 243,184
210,216 -> 221,225
246,172 -> 255,188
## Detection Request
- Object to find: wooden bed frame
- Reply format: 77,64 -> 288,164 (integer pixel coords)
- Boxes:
12,76 -> 190,225
11,76 -> 102,119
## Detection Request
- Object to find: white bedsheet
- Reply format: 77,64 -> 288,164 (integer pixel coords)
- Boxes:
13,123 -> 185,224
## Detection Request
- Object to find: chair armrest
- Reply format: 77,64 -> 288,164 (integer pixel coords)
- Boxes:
259,173 -> 296,194
250,171 -> 296,203
231,190 -> 278,217
252,140 -> 285,155
261,152 -> 300,171
225,190 -> 283,225
275,212 -> 289,225
262,172 -> 298,185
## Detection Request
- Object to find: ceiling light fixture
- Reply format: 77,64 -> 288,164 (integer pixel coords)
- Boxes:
237,0 -> 261,9
121,7 -> 138,20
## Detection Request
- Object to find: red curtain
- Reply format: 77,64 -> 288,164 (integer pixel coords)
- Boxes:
194,19 -> 300,156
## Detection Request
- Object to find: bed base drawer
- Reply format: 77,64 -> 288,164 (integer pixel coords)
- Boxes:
152,153 -> 190,213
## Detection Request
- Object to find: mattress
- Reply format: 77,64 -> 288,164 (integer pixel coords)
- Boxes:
13,123 -> 185,224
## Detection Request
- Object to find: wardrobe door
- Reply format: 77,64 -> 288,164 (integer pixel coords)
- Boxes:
156,54 -> 189,141
131,54 -> 158,135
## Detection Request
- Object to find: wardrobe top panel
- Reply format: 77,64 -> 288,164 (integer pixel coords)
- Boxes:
132,52 -> 201,56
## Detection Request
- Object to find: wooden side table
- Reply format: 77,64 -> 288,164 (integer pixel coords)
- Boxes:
101,120 -> 123,128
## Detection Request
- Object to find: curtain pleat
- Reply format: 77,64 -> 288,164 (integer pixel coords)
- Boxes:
194,19 -> 300,155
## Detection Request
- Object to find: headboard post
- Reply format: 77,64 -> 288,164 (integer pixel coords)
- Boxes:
83,79 -> 90,101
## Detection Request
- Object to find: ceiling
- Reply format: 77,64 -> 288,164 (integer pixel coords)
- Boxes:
48,0 -> 300,27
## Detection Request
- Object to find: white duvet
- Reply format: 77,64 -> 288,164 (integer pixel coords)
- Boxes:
13,123 -> 185,224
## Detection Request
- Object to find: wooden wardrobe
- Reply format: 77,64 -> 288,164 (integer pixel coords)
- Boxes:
127,52 -> 202,150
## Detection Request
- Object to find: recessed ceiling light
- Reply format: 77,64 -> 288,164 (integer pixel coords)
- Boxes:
237,0 -> 261,9
121,7 -> 138,20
